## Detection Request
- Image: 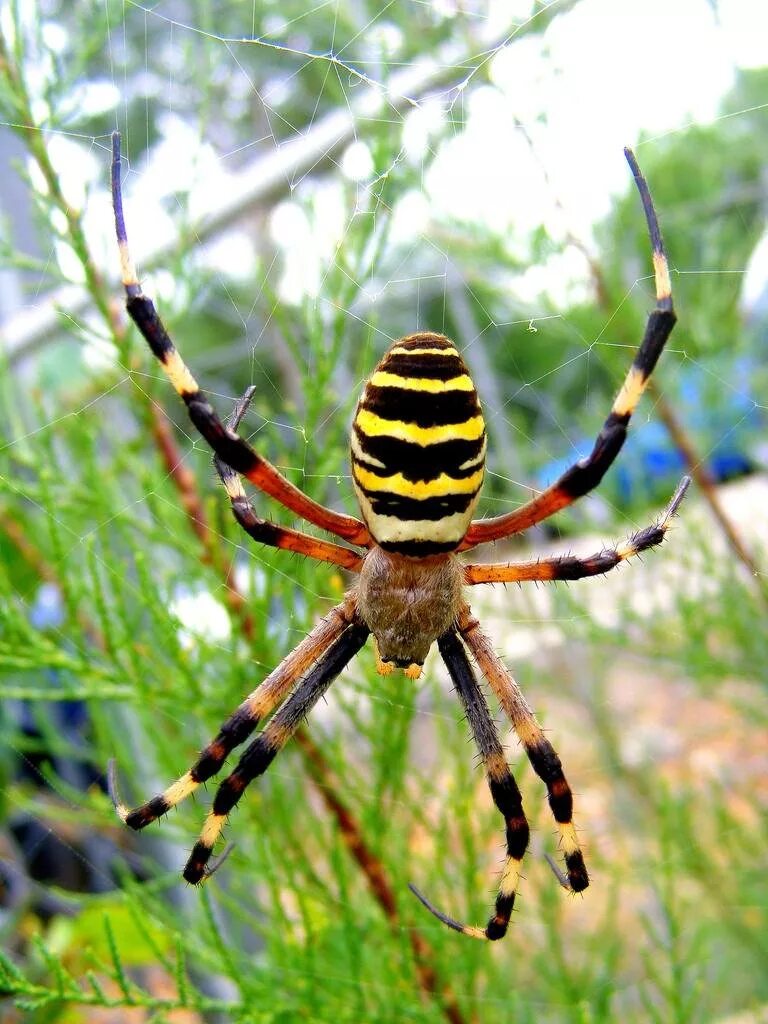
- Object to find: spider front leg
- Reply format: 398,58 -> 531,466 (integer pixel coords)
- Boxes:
461,147 -> 675,549
464,476 -> 689,584
109,599 -> 358,829
214,387 -> 363,571
110,132 -> 370,547
457,606 -> 589,895
184,620 -> 369,883
410,628 -> 531,941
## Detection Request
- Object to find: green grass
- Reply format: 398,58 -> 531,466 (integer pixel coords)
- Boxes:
2,256 -> 766,1024
1,8 -> 767,1022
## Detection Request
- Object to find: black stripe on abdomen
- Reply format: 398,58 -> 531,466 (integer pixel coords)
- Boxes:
379,352 -> 467,380
352,427 -> 485,481
355,487 -> 479,521
360,385 -> 481,428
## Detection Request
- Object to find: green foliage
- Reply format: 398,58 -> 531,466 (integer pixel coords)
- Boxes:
1,4 -> 766,1023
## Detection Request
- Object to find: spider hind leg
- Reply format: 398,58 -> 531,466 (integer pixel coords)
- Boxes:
183,621 -> 369,884
408,629 -> 531,942
108,601 -> 359,833
458,607 -> 589,895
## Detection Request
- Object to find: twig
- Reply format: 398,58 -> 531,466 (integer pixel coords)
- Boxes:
148,406 -> 252,630
0,408 -> 469,1024
152,398 -> 469,1024
647,381 -> 768,602
293,731 -> 468,1024
0,35 -> 469,1021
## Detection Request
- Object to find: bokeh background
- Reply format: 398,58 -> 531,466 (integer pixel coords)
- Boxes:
1,2 -> 766,1021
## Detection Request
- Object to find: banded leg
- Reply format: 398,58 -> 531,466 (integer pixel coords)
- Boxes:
215,387 -> 364,572
410,628 -> 530,942
464,476 -> 689,585
184,621 -> 370,882
461,147 -> 675,550
110,132 -> 370,547
457,606 -> 589,894
110,599 -> 358,829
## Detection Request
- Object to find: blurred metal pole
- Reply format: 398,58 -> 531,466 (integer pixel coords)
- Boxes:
3,2 -> 578,368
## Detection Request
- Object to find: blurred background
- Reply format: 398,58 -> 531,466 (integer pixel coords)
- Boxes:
0,1 -> 766,1021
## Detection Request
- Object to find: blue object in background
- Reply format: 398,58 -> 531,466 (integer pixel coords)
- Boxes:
536,357 -> 759,509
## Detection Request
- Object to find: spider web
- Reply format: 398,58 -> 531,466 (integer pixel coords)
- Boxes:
1,1 -> 767,1020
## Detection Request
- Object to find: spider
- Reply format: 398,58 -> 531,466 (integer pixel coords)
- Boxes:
108,131 -> 687,941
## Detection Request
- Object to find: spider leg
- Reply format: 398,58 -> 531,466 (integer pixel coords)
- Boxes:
457,606 -> 589,894
184,620 -> 369,883
410,628 -> 530,942
213,386 -> 364,571
460,148 -> 675,550
110,599 -> 358,829
110,132 -> 370,547
464,476 -> 689,584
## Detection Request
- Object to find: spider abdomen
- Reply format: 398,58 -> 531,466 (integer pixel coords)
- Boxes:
351,333 -> 486,556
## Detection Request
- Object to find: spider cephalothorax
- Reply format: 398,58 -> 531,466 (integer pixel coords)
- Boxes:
109,132 -> 687,941
355,545 -> 464,676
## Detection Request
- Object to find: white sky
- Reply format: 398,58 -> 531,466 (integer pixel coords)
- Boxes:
420,0 -> 768,302
232,0 -> 768,307
38,0 -> 767,319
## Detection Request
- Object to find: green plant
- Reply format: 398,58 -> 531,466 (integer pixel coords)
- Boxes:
1,5 -> 766,1022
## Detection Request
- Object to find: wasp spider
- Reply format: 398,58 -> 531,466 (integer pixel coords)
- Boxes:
108,133 -> 687,941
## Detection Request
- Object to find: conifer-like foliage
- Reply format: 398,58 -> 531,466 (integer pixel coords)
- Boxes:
1,4 -> 766,1021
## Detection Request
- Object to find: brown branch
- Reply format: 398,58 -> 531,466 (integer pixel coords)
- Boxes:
0,512 -> 56,582
146,400 -> 468,1024
148,407 -> 252,632
0,31 -> 112,335
293,731 -> 468,1024
0,37 -> 467,1012
1,436 -> 469,1024
0,510 -> 109,651
647,381 -> 768,603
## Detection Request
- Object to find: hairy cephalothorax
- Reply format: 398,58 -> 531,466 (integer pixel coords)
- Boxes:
354,547 -> 465,675
108,131 -> 687,941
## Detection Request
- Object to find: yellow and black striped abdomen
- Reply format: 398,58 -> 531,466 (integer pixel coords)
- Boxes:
351,333 -> 486,556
